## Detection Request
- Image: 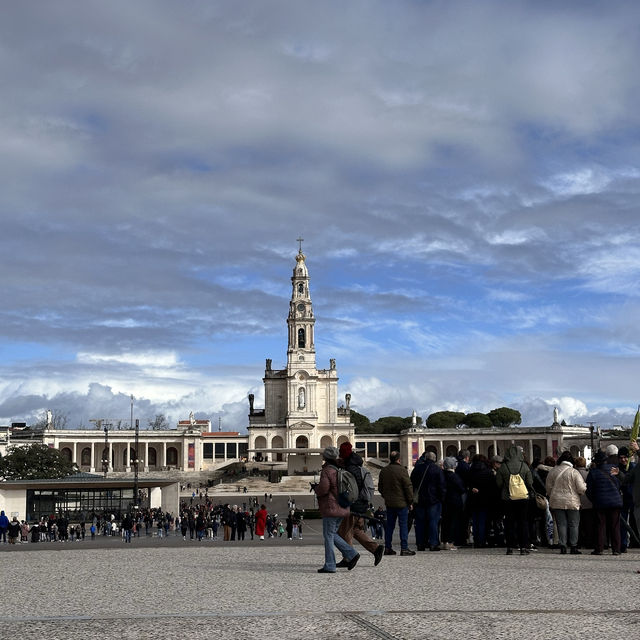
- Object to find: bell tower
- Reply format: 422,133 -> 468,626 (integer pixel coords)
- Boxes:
287,238 -> 316,372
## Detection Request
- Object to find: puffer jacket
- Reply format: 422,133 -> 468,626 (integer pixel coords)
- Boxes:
314,461 -> 350,518
545,461 -> 586,510
586,464 -> 623,509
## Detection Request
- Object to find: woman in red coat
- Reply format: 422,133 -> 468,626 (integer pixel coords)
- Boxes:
255,505 -> 268,540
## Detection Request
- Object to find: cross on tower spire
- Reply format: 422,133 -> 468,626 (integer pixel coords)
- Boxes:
297,236 -> 304,253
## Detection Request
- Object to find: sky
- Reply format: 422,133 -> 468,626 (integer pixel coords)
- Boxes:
1,1 -> 639,432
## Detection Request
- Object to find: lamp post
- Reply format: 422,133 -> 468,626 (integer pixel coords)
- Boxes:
133,417 -> 140,508
102,425 -> 109,477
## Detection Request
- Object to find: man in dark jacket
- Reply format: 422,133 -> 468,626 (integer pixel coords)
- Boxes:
378,451 -> 415,556
336,442 -> 384,567
586,450 -> 622,555
411,451 -> 446,551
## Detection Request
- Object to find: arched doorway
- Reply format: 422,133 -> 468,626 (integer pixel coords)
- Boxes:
337,435 -> 349,446
148,447 -> 157,467
166,447 -> 178,467
295,435 -> 308,449
445,445 -> 458,457
320,435 -> 333,449
271,435 -> 284,462
426,445 -> 438,456
81,447 -> 91,467
254,436 -> 267,462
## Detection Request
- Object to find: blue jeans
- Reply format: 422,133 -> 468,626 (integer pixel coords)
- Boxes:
322,517 -> 357,571
415,504 -> 442,548
385,506 -> 409,551
124,528 -> 132,543
552,509 -> 580,548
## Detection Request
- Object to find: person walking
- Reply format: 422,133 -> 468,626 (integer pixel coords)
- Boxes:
378,451 -> 416,556
336,442 -> 384,567
312,446 -> 360,573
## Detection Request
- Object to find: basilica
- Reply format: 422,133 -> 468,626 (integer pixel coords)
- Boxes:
4,245 -> 598,477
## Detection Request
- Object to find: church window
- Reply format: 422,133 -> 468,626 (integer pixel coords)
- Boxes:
298,283 -> 304,295
298,328 -> 305,348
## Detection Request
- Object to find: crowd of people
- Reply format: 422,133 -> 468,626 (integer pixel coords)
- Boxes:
310,438 -> 640,573
376,441 -> 640,558
0,500 -> 306,545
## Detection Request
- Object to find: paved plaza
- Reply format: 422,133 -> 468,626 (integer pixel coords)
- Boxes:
1,525 -> 639,640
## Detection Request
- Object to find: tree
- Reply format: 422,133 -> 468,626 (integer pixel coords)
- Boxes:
426,411 -> 466,429
369,416 -> 420,434
351,410 -> 372,433
462,412 -> 493,429
487,407 -> 522,429
148,414 -> 169,430
0,444 -> 78,480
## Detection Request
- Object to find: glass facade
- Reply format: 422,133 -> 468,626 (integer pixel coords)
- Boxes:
26,488 -> 135,523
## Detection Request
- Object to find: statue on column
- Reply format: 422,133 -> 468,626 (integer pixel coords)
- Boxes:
553,407 -> 559,425
266,358 -> 272,371
412,410 -> 417,427
189,411 -> 195,426
46,409 -> 53,429
345,393 -> 351,411
248,393 -> 255,415
298,387 -> 306,409
330,358 -> 336,370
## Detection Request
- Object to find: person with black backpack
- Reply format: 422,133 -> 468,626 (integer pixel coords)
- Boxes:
312,446 -> 360,573
336,442 -> 384,567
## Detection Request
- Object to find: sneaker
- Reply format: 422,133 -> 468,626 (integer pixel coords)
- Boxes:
347,553 -> 360,570
374,545 -> 384,567
384,548 -> 396,555
317,567 -> 336,573
520,548 -> 530,555
445,543 -> 458,551
400,548 -> 416,556
429,545 -> 441,551
591,550 -> 602,555
336,558 -> 349,568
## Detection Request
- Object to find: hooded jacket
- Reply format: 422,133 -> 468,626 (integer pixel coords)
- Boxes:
495,446 -> 534,501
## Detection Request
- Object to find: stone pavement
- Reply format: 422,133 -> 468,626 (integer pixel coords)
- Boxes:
1,530 -> 639,640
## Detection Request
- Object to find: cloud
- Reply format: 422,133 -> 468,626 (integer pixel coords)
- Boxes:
1,2 -> 640,432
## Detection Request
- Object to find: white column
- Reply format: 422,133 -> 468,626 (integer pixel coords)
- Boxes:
108,442 -> 113,471
439,440 -> 444,460
475,439 -> 480,456
528,439 -> 534,464
126,441 -> 131,471
162,442 -> 167,468
90,442 -> 95,472
144,442 -> 149,472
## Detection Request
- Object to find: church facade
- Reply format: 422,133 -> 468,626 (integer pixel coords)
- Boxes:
246,246 -> 353,471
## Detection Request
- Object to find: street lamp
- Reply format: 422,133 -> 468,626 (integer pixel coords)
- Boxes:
102,425 -> 109,477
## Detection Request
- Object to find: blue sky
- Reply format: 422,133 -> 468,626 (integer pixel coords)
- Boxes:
1,1 -> 639,431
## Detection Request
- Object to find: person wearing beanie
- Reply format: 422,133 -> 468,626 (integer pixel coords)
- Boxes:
313,446 -> 360,573
336,442 -> 384,568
